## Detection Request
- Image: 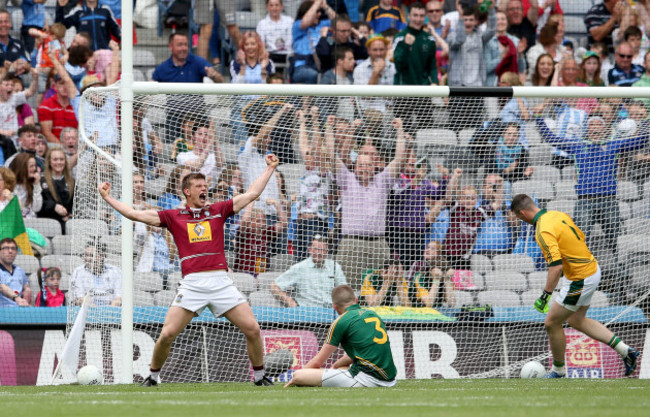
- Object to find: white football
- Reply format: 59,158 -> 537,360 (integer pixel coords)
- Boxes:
520,361 -> 546,379
77,365 -> 104,385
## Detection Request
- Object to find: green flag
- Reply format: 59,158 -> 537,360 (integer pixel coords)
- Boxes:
0,196 -> 34,256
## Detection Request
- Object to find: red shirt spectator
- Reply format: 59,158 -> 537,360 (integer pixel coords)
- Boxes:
233,207 -> 281,276
37,75 -> 77,144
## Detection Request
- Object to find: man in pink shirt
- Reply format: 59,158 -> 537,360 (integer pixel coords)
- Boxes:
99,153 -> 281,386
326,116 -> 408,291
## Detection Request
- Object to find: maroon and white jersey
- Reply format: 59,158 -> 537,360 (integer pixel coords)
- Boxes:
158,200 -> 235,276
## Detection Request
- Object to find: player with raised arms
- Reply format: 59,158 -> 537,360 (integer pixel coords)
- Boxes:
284,284 -> 397,388
510,194 -> 640,378
99,154 -> 281,386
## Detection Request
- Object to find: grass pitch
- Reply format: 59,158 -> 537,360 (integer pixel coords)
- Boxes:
3,379 -> 649,417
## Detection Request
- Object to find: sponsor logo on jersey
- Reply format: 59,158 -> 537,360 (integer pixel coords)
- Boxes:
187,220 -> 212,243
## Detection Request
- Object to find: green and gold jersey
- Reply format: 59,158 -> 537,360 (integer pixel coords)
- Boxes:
326,304 -> 397,381
534,209 -> 598,281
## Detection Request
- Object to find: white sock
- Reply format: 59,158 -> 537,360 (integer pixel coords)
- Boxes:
552,364 -> 565,375
150,370 -> 161,382
614,341 -> 630,357
253,368 -> 265,382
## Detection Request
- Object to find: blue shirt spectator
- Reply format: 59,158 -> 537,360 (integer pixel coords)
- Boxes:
152,33 -> 221,83
0,239 -> 30,307
56,0 -> 121,51
365,1 -> 406,34
608,42 -> 644,87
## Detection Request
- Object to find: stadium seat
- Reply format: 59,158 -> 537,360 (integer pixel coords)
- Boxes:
135,272 -> 163,293
466,272 -> 485,291
24,218 -> 62,238
531,165 -> 561,184
631,199 -> 647,218
248,290 -> 283,307
452,290 -> 475,308
528,145 -> 553,166
15,255 -> 40,275
416,129 -> 458,157
457,128 -> 476,147
230,272 -> 256,294
512,179 -> 555,201
133,69 -> 147,82
590,291 -> 609,308
524,122 -> 542,146
617,233 -> 650,262
561,166 -> 576,181
554,182 -> 577,200
492,254 -> 536,273
154,290 -> 176,306
257,271 -> 283,292
65,219 -> 109,236
477,290 -> 521,307
133,49 -> 157,67
10,9 -> 22,37
617,181 -> 640,201
624,218 -> 650,234
470,254 -> 493,274
546,199 -> 576,217
146,68 -> 155,81
527,271 -> 548,291
520,289 -> 539,306
564,16 -> 587,35
135,290 -> 155,306
221,142 -> 242,163
560,0 -> 595,14
619,201 -> 632,220
28,273 -> 39,293
483,271 -> 527,292
269,254 -> 295,272
41,255 -> 84,275
166,272 -> 182,290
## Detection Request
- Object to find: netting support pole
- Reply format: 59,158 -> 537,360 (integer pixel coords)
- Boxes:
119,0 -> 135,385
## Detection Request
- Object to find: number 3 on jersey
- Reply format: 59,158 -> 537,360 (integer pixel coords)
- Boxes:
364,317 -> 388,344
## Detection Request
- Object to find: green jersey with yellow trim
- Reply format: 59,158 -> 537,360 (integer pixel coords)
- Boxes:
326,304 -> 397,381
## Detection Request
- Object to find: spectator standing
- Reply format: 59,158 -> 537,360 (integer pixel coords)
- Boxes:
393,3 -> 437,133
579,51 -> 606,86
448,4 -> 496,87
4,125 -> 45,170
585,0 -> 624,50
608,41 -> 645,86
537,116 -> 648,253
315,14 -> 368,73
21,0 -> 48,54
319,46 -> 355,85
271,235 -> 347,307
257,0 -> 295,64
473,174 -> 516,256
0,238 -> 31,307
71,240 -> 122,306
38,148 -> 74,228
157,165 -> 192,211
10,152 -> 43,218
0,167 -> 16,212
365,0 -> 406,34
359,259 -> 410,307
56,0 -> 121,51
60,127 -> 79,175
326,117 -> 407,292
502,0 -> 539,55
37,73 -> 78,144
0,70 -> 38,144
9,76 -> 35,127
485,10 -> 526,86
176,122 -> 224,185
291,0 -> 336,84
0,10 -> 30,74
353,34 -> 395,126
35,267 -> 66,307
408,240 -> 455,308
233,205 -> 286,276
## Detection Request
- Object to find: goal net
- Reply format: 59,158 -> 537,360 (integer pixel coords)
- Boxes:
68,85 -> 650,383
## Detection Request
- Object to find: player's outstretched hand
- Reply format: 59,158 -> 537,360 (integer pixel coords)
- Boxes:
266,154 -> 280,168
534,290 -> 551,314
99,182 -> 112,199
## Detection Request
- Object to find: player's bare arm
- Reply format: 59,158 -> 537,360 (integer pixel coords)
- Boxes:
233,154 -> 280,213
332,352 -> 353,369
99,182 -> 161,226
284,343 -> 337,388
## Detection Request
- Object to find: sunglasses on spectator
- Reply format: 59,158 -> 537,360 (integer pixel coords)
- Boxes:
617,53 -> 633,58
427,9 -> 443,13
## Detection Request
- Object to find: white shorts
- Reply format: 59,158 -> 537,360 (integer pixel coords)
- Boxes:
322,369 -> 396,388
555,266 -> 601,312
171,271 -> 246,317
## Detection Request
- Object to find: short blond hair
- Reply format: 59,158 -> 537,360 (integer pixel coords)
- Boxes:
332,285 -> 356,307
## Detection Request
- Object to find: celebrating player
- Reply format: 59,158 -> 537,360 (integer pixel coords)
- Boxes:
99,154 -> 281,386
284,284 -> 397,388
510,194 -> 640,378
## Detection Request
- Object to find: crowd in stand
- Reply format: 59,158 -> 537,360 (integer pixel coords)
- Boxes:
3,0 -> 650,314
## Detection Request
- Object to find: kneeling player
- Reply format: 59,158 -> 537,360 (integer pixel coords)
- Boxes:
285,285 -> 397,388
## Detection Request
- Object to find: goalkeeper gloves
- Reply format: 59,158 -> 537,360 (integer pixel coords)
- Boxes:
534,290 -> 552,313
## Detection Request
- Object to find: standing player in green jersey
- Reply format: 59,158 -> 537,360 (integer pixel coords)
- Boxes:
285,285 -> 397,387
